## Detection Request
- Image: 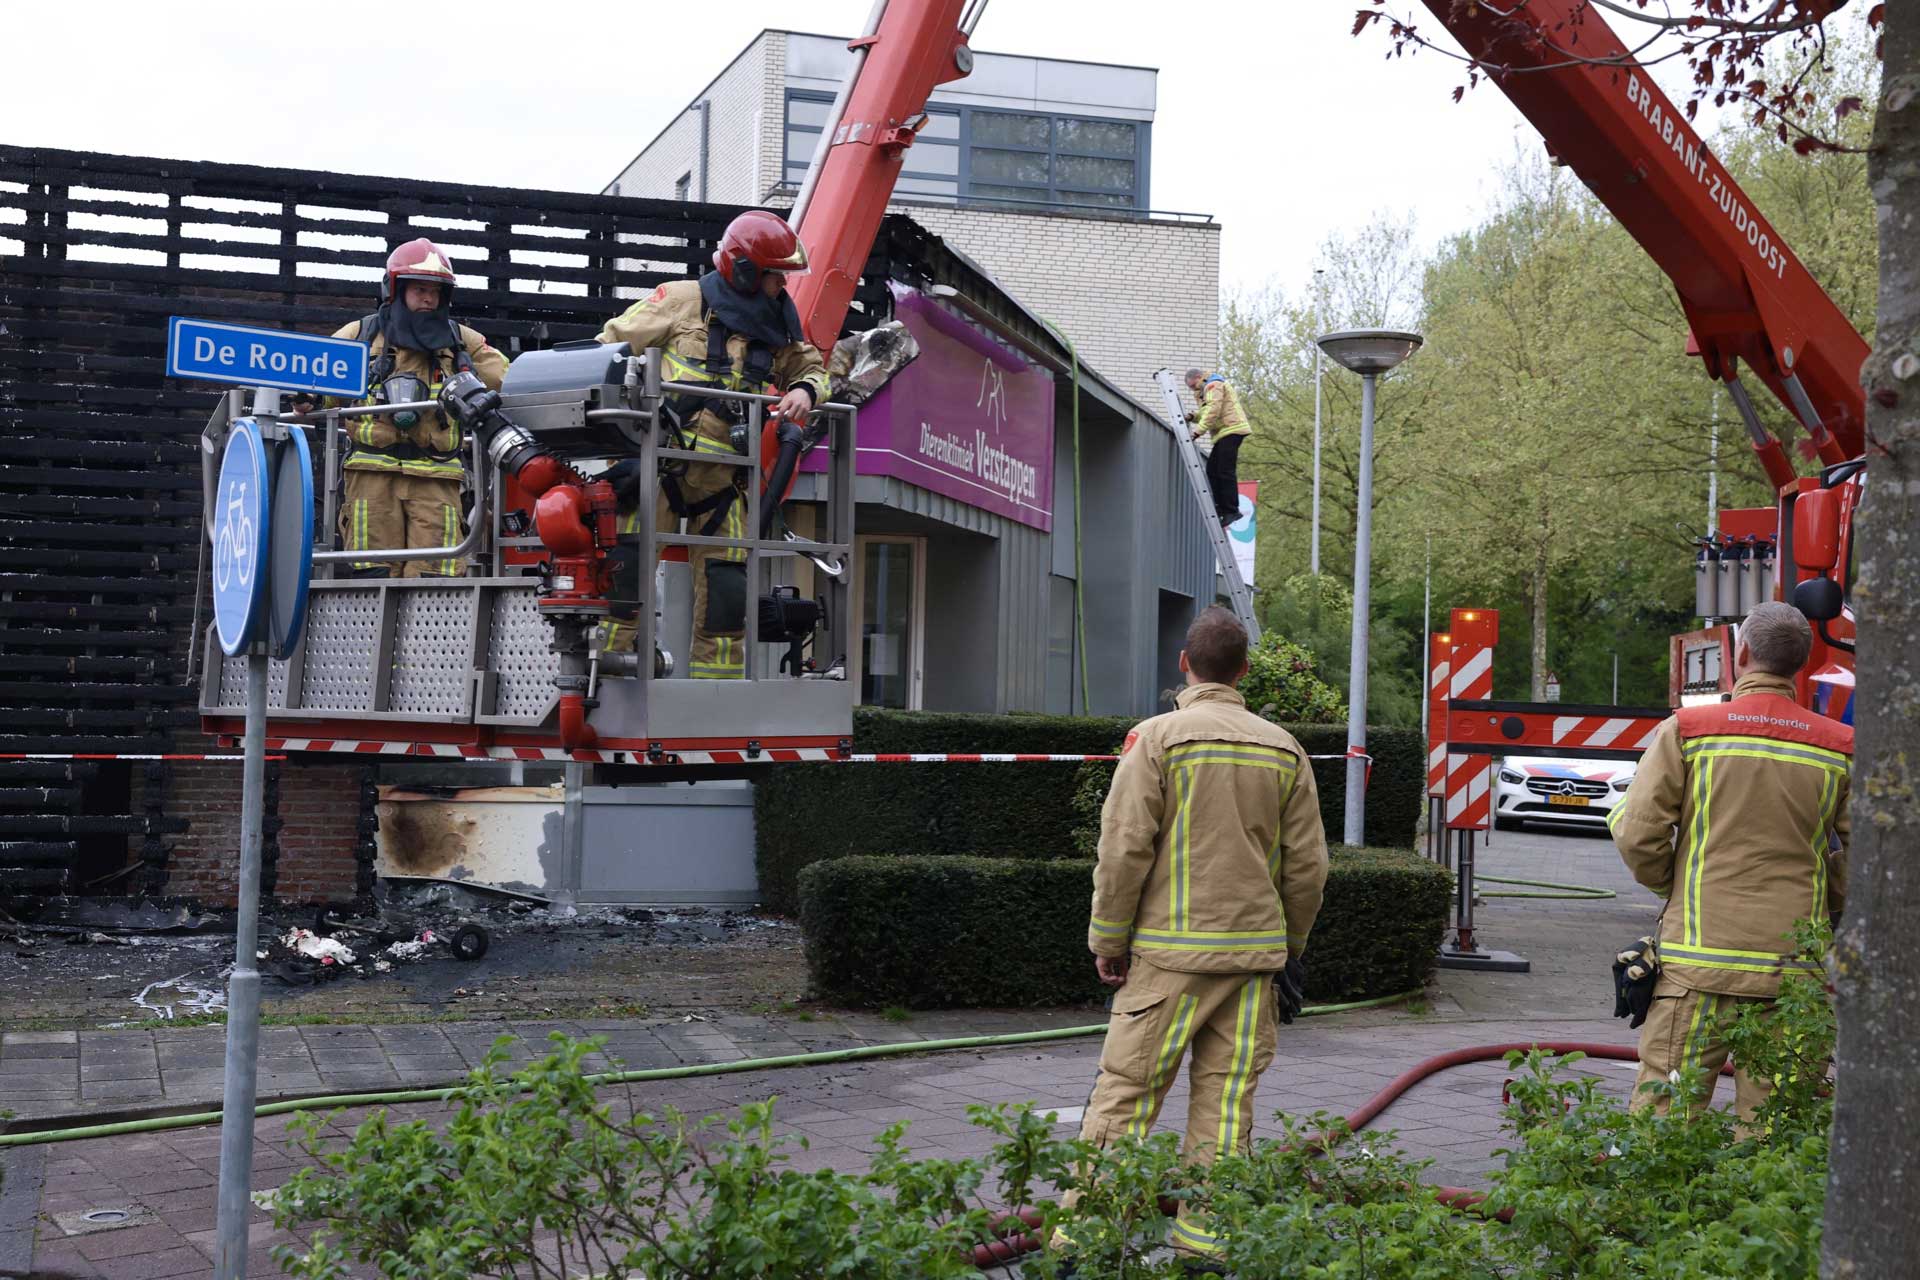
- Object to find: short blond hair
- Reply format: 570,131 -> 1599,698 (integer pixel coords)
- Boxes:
1743,602 -> 1813,675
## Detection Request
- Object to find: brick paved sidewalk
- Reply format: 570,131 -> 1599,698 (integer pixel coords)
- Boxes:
0,827 -> 1662,1277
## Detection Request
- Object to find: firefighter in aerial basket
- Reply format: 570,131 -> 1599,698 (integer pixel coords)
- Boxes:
1054,607 -> 1330,1273
323,238 -> 509,577
594,211 -> 829,679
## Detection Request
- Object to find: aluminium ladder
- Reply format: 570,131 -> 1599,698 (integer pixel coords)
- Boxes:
1151,367 -> 1260,641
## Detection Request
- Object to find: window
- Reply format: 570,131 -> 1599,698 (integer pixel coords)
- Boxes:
784,89 -> 961,198
781,90 -> 1148,212
965,110 -> 1141,210
674,172 -> 691,202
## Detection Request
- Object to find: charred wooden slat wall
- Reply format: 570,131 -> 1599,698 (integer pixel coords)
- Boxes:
0,145 -> 761,898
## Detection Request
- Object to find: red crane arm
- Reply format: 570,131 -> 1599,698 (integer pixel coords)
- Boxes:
1422,0 -> 1867,468
786,0 -> 976,352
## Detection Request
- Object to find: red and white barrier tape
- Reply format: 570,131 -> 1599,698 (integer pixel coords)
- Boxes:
842,752 -> 1370,764
0,753 -> 286,762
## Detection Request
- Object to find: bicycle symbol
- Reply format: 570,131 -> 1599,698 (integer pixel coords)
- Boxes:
213,482 -> 254,594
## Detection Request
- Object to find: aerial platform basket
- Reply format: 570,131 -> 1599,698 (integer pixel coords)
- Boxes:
197,345 -> 857,772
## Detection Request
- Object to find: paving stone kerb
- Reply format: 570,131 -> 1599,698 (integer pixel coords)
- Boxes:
0,827 -> 1653,1127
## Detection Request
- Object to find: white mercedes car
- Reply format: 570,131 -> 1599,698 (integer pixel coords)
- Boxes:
1492,756 -> 1636,831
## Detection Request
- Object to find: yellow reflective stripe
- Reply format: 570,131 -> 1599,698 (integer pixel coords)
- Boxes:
1682,744 -> 1851,775
692,433 -> 740,455
1811,768 -> 1838,917
1667,959 -> 1821,976
1129,993 -> 1197,1139
1088,915 -> 1131,937
1684,757 -> 1713,948
439,503 -> 458,575
1215,975 -> 1262,1157
723,501 -> 746,562
1167,759 -> 1182,932
1134,938 -> 1288,953
1682,992 -> 1718,1073
1665,942 -> 1791,960
1170,1218 -> 1224,1254
1167,741 -> 1286,762
1682,734 -> 1850,768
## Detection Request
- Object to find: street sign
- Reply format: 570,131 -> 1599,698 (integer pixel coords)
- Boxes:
168,317 -> 368,399
268,427 -> 315,660
212,418 -> 272,655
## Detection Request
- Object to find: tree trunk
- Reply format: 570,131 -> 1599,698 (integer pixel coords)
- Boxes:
1530,542 -> 1550,700
1823,9 -> 1920,1275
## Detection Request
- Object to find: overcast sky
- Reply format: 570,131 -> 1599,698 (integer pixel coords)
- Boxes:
2,1 -> 1788,299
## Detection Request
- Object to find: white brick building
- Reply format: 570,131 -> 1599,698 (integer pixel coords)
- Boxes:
604,29 -> 1220,409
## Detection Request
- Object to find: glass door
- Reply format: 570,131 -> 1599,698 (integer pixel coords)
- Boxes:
854,536 -> 924,709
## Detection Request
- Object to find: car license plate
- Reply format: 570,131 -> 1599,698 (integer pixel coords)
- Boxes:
1548,794 -> 1590,808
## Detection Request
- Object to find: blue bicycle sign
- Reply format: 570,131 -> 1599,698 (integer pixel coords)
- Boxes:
213,419 -> 272,655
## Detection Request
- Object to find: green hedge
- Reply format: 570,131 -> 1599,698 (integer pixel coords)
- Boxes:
755,708 -> 1424,914
798,847 -> 1449,1009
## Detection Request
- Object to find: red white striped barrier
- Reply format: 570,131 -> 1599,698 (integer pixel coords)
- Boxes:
1445,611 -> 1497,831
1544,715 -> 1663,752
1426,633 -> 1451,797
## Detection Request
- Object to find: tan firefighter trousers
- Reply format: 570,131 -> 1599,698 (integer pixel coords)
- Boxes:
1631,974 -> 1771,1129
1056,954 -> 1277,1260
341,470 -> 465,578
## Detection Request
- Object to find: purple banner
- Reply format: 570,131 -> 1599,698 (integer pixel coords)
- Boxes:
804,283 -> 1055,531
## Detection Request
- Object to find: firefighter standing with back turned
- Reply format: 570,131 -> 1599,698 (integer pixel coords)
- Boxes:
594,211 -> 829,677
329,239 -> 508,577
1054,607 -> 1329,1274
1607,601 -> 1851,1127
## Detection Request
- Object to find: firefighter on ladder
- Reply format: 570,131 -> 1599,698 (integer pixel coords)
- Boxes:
1184,367 -> 1251,528
319,239 -> 509,577
594,211 -> 829,678
1055,606 -> 1329,1273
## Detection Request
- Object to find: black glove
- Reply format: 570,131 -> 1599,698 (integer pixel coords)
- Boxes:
1612,935 -> 1660,1029
1276,956 -> 1307,1026
602,458 -> 646,509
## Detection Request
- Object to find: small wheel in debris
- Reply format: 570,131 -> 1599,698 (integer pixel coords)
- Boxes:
451,925 -> 489,962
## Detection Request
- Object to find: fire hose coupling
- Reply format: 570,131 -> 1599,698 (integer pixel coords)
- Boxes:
552,675 -> 599,750
441,370 -> 583,495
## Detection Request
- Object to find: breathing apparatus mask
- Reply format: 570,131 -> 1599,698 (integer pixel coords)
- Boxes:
374,373 -> 431,430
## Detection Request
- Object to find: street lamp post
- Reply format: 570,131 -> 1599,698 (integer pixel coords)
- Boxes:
1310,269 -> 1325,576
1317,329 -> 1422,846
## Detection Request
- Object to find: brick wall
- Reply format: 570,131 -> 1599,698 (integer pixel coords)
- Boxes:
608,34 -> 772,205
901,205 -> 1221,411
165,758 -> 365,907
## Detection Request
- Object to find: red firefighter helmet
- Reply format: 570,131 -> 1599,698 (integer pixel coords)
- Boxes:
712,211 -> 810,290
382,238 -> 458,304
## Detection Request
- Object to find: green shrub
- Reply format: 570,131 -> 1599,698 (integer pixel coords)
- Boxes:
756,709 -> 1425,914
797,848 -> 1447,1009
1240,631 -> 1346,724
271,934 -> 1835,1279
799,856 -> 1104,1008
1302,847 -> 1451,1003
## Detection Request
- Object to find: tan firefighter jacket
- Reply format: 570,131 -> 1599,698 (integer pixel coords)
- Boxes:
1193,373 -> 1251,442
1089,683 -> 1329,973
595,280 -> 829,447
1609,671 -> 1852,998
330,319 -> 508,479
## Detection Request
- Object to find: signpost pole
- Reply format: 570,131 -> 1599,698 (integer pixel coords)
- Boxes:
214,387 -> 279,1279
214,642 -> 268,1279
